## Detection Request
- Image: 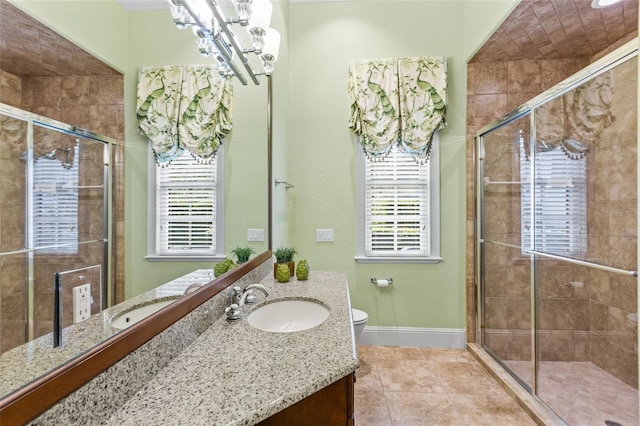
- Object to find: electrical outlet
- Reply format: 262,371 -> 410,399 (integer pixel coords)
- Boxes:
73,283 -> 91,324
247,228 -> 264,242
316,229 -> 334,242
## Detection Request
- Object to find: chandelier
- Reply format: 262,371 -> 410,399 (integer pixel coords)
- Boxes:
167,0 -> 280,85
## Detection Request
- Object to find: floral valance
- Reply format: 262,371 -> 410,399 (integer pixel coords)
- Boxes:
136,65 -> 233,165
348,56 -> 447,162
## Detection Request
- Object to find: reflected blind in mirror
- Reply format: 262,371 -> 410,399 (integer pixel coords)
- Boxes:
33,145 -> 79,253
156,151 -> 216,255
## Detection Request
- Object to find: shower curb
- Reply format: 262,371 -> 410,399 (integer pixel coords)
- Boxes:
467,343 -> 567,426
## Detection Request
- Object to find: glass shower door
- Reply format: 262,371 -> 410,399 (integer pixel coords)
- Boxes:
533,56 -> 638,425
479,113 -> 534,390
478,46 -> 638,425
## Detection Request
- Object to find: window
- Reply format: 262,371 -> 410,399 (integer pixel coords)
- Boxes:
520,145 -> 587,256
356,138 -> 440,263
33,145 -> 79,254
146,147 -> 224,260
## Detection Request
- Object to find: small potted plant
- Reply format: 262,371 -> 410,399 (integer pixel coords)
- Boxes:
274,246 -> 297,278
231,246 -> 255,264
213,258 -> 236,277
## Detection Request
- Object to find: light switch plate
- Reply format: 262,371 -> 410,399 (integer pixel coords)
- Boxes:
247,228 -> 264,242
316,229 -> 334,242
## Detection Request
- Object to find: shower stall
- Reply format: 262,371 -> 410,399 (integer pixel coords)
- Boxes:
476,43 -> 638,425
0,103 -> 113,354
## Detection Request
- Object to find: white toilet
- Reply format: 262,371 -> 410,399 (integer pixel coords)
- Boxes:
352,308 -> 368,342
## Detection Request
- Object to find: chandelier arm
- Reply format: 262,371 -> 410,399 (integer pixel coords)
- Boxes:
178,0 -> 249,85
212,37 -> 248,85
205,0 -> 260,85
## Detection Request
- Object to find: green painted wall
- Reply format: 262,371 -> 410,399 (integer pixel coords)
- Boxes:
287,1 -> 467,329
124,10 -> 275,297
271,1 -> 291,250
9,0 -> 518,329
286,1 -> 519,329
7,1 -> 278,298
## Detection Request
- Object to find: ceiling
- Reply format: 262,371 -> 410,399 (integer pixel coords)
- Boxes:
470,0 -> 638,63
0,0 -> 120,77
2,0 -> 637,76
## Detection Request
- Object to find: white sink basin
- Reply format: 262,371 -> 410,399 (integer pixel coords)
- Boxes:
109,298 -> 178,330
247,299 -> 330,333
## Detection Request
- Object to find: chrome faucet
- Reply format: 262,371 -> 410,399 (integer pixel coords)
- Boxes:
238,284 -> 270,306
225,284 -> 270,321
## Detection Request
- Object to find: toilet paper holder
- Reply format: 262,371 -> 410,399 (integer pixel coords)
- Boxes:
370,277 -> 393,286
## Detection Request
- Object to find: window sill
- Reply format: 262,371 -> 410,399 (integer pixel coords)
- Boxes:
354,256 -> 443,264
145,255 -> 226,262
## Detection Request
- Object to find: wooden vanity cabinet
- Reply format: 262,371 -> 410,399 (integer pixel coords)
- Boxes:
257,373 -> 355,425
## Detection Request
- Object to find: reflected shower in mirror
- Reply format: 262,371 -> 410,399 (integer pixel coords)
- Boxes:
0,105 -> 113,397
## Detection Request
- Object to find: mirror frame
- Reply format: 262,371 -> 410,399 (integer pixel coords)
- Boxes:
0,70 -> 275,426
0,250 -> 272,425
0,8 -> 275,412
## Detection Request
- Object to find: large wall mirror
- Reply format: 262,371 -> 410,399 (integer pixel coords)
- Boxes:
0,0 -> 271,408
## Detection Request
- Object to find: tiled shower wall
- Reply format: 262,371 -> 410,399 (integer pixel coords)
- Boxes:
466,57 -> 638,388
580,57 -> 637,385
0,69 -> 124,353
466,58 -> 590,344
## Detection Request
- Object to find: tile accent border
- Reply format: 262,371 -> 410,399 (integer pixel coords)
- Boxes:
359,326 -> 466,349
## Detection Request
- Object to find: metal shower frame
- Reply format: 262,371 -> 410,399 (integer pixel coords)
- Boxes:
474,39 -> 638,414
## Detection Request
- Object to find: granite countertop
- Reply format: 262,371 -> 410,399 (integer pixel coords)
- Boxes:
0,269 -> 214,399
104,271 -> 359,426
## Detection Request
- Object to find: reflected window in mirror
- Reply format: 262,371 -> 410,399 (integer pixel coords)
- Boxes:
520,143 -> 587,257
33,144 -> 80,254
146,147 -> 225,260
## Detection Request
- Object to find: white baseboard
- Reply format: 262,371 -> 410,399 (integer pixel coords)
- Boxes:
358,326 -> 466,349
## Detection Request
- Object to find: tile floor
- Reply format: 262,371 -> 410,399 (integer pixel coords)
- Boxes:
506,360 -> 639,426
354,345 -> 537,425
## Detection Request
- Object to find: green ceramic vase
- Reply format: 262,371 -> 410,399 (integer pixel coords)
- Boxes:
276,263 -> 291,282
296,259 -> 310,280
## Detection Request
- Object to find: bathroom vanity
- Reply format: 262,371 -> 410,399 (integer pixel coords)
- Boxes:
10,266 -> 358,425
101,270 -> 358,425
93,270 -> 358,425
3,254 -> 358,425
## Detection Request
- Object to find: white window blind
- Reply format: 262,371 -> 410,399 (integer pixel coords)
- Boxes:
520,146 -> 587,256
155,151 -> 216,255
364,147 -> 430,256
33,145 -> 79,253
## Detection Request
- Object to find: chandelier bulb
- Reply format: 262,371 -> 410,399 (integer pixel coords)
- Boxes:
233,0 -> 253,22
